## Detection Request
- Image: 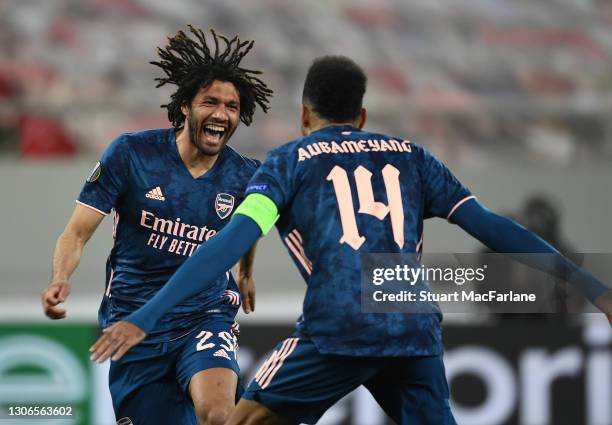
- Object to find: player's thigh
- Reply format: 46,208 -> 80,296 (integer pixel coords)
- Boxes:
175,320 -> 241,406
109,343 -> 196,425
113,381 -> 197,425
243,337 -> 380,425
365,355 -> 456,425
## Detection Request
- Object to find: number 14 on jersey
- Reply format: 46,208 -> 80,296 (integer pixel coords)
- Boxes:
327,164 -> 404,250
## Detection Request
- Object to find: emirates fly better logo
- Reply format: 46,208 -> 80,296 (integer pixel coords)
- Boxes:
215,193 -> 235,219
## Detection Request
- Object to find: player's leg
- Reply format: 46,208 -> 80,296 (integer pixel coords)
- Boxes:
176,319 -> 241,425
188,368 -> 238,425
109,341 -> 197,425
233,337 -> 380,425
228,399 -> 294,425
365,355 -> 456,425
111,380 -> 196,425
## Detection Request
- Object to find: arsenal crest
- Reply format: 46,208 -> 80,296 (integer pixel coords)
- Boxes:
215,193 -> 235,219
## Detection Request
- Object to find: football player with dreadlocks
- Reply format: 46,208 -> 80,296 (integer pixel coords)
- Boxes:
41,26 -> 272,425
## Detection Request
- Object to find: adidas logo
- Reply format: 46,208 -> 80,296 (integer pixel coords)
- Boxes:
213,349 -> 230,360
145,186 -> 165,201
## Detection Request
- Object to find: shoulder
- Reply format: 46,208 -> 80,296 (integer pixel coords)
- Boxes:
359,128 -> 430,167
409,142 -> 443,166
222,145 -> 262,173
103,128 -> 173,164
112,128 -> 172,149
249,137 -> 308,178
106,128 -> 170,153
266,134 -> 311,160
405,140 -> 426,159
366,130 -> 426,161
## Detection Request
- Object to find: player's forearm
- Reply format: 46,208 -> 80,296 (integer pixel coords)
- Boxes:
452,198 -> 609,302
50,204 -> 104,284
125,214 -> 262,333
237,242 -> 257,278
50,231 -> 87,283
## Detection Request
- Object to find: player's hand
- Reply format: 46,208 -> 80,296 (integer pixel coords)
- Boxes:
89,321 -> 146,363
41,280 -> 71,319
231,321 -> 240,337
593,289 -> 612,326
238,273 -> 256,314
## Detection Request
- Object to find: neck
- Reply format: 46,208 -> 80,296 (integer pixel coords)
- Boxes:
307,119 -> 358,135
175,128 -> 219,178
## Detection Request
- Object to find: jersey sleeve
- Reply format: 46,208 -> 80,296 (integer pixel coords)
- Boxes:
77,135 -> 131,215
421,147 -> 474,220
243,147 -> 294,210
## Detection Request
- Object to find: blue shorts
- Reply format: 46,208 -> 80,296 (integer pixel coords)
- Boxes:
243,337 -> 456,425
109,317 -> 241,425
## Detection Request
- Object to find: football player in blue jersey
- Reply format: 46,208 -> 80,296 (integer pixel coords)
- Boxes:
41,26 -> 272,425
91,56 -> 612,424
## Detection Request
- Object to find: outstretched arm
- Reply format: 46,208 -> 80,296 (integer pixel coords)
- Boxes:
90,214 -> 261,362
89,194 -> 279,362
42,204 -> 104,319
129,214 -> 261,332
451,198 -> 611,320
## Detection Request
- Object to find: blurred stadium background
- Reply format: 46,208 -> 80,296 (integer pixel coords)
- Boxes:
0,0 -> 611,424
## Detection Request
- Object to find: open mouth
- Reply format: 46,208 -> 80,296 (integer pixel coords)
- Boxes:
202,123 -> 227,144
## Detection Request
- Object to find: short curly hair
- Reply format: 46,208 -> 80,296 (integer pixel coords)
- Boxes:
302,55 -> 366,123
151,25 -> 273,128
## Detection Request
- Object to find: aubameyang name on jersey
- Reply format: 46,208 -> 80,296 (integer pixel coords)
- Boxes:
298,139 -> 412,162
140,210 -> 217,241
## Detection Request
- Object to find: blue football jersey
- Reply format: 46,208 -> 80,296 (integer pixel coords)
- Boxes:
78,128 -> 259,341
245,125 -> 472,356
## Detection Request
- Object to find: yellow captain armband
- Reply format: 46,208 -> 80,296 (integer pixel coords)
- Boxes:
233,193 -> 280,235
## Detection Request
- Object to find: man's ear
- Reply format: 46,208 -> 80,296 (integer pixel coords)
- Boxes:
301,104 -> 311,136
181,103 -> 190,117
357,108 -> 367,129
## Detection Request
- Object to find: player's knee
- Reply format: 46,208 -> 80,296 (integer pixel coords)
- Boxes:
195,403 -> 232,425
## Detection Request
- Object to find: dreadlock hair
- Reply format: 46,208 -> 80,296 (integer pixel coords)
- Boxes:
302,55 -> 366,123
151,25 -> 273,129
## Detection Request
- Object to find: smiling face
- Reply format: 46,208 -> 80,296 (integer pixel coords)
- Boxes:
181,80 -> 240,156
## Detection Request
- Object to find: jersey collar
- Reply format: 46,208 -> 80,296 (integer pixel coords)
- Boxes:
313,124 -> 361,136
